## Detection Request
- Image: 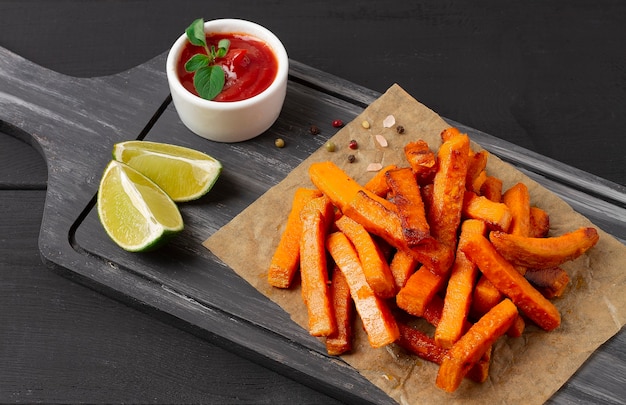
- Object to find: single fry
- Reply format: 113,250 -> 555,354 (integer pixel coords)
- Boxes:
440,127 -> 461,142
398,322 -> 492,384
467,346 -> 492,384
502,182 -> 531,237
422,294 -> 445,327
428,133 -> 471,249
529,206 -> 550,238
462,234 -> 561,331
389,249 -> 418,292
466,150 -> 489,193
490,227 -> 600,269
326,266 -> 355,355
502,182 -> 531,275
462,191 -> 512,232
525,267 -> 570,299
268,188 -> 322,288
326,232 -> 399,348
343,190 -> 405,250
396,265 -> 446,317
364,164 -> 398,197
308,194 -> 336,228
397,322 -> 447,364
436,298 -> 518,392
335,215 -> 396,299
386,167 -> 431,246
471,277 -> 526,338
299,199 -> 336,337
309,161 -> 393,213
403,140 -> 437,183
435,219 -> 487,349
470,275 -> 503,319
308,161 -> 361,212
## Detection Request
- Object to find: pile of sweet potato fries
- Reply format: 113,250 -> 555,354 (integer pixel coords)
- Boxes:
267,127 -> 599,392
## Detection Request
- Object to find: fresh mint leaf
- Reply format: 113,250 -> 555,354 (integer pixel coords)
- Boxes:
185,18 -> 207,47
216,39 -> 230,58
193,65 -> 226,100
185,54 -> 210,72
183,18 -> 231,100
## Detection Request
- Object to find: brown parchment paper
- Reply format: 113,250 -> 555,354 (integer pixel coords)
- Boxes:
203,84 -> 626,404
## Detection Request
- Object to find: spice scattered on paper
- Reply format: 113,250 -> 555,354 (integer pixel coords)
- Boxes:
376,134 -> 388,147
382,114 -> 396,128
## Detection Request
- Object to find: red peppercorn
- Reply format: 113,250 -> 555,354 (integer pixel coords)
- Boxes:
332,119 -> 344,128
348,140 -> 358,150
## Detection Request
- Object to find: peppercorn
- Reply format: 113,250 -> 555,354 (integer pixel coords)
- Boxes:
274,138 -> 285,148
325,141 -> 336,152
332,119 -> 344,128
348,140 -> 358,150
347,154 -> 356,163
396,125 -> 405,134
309,125 -> 320,135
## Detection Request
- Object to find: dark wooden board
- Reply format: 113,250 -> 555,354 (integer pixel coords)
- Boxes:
0,131 -> 48,188
2,45 -> 625,404
0,189 -> 344,404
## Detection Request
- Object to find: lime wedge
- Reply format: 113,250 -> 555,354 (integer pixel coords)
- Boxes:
97,160 -> 184,252
112,140 -> 222,202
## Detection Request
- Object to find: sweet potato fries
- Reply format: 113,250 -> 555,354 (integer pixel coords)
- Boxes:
267,127 -> 600,392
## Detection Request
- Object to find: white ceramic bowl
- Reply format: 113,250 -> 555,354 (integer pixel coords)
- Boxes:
166,19 -> 289,142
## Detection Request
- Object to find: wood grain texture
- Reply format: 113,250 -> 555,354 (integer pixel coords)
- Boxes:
0,130 -> 47,188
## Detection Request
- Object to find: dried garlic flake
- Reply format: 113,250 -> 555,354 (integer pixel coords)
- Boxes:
382,114 -> 396,128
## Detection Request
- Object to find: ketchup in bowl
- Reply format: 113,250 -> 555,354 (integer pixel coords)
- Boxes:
166,18 -> 288,142
177,33 -> 278,102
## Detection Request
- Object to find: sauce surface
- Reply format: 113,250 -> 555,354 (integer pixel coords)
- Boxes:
177,32 -> 278,102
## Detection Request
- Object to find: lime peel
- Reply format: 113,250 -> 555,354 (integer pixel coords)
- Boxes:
112,140 -> 222,202
97,160 -> 184,252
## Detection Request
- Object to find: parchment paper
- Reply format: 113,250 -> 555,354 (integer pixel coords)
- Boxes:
204,84 -> 626,404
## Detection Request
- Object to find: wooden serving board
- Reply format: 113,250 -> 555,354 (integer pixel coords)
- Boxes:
2,46 -> 626,404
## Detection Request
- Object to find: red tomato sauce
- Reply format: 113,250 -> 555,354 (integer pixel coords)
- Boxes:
177,32 -> 278,102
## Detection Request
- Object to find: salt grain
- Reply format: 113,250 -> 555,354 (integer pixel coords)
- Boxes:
366,163 -> 383,172
382,114 -> 396,128
375,134 -> 388,147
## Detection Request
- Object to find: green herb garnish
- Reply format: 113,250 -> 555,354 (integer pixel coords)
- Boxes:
184,18 -> 231,100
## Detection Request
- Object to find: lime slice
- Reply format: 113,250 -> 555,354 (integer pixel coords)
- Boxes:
97,160 -> 184,252
112,140 -> 222,202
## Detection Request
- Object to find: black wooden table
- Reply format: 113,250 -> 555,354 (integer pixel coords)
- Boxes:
1,1 -> 625,404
